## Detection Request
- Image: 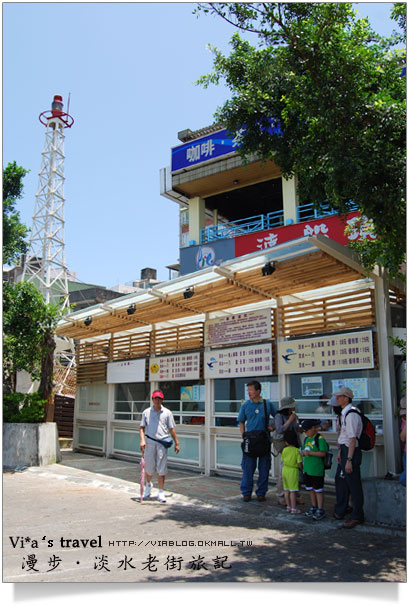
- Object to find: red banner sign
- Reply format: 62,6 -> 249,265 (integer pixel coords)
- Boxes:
234,211 -> 370,256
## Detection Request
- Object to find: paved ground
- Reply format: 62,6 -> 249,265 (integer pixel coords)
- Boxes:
3,451 -> 406,583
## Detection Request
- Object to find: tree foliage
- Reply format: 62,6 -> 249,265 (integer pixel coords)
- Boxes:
3,281 -> 62,397
3,161 -> 30,265
196,3 -> 406,279
3,392 -> 47,423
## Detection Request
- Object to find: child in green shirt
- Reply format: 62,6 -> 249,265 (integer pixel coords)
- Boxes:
301,419 -> 329,520
281,430 -> 303,514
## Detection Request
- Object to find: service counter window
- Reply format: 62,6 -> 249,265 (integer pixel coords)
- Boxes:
289,370 -> 383,432
214,376 -> 279,427
114,383 -> 150,422
159,381 -> 205,425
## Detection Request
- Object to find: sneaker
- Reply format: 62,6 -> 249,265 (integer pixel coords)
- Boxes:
157,490 -> 166,503
313,508 -> 326,520
143,482 -> 153,499
305,506 -> 317,518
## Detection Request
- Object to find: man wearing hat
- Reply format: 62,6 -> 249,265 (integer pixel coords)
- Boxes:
273,396 -> 303,505
331,387 -> 364,528
140,390 -> 180,502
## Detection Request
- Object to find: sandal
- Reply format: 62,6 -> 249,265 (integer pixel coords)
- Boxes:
286,506 -> 292,512
290,508 -> 301,514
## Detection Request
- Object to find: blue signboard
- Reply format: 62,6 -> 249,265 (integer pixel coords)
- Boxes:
172,128 -> 238,172
172,120 -> 281,172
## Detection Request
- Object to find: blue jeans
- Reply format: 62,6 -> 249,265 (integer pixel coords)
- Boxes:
400,451 -> 406,487
241,453 -> 271,496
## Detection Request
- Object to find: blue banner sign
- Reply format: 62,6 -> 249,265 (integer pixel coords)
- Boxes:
171,120 -> 281,172
172,128 -> 238,172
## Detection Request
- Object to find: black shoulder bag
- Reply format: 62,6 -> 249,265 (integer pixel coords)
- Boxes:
241,400 -> 271,458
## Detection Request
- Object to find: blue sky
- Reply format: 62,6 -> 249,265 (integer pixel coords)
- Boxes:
3,2 -> 399,288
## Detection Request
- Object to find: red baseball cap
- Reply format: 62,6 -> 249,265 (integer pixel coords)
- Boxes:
152,390 -> 164,399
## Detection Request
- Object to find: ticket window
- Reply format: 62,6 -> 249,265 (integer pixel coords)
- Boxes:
289,370 -> 383,432
214,376 -> 279,427
158,381 -> 205,425
113,383 -> 150,422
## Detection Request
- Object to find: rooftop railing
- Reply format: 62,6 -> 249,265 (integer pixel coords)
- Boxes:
200,209 -> 284,244
297,201 -> 358,222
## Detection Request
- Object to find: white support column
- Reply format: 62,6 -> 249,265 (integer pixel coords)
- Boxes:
282,175 -> 298,225
204,378 -> 214,476
204,312 -> 213,476
106,383 -> 115,458
374,273 -> 400,472
273,299 -> 286,482
188,196 -> 205,245
275,297 -> 287,399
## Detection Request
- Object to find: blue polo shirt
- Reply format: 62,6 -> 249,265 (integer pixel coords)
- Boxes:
237,399 -> 276,431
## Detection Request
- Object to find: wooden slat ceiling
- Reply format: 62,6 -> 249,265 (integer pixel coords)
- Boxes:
56,250 -> 363,340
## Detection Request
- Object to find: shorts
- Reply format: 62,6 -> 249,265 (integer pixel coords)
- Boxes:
282,466 -> 299,491
144,441 -> 168,476
303,473 -> 324,491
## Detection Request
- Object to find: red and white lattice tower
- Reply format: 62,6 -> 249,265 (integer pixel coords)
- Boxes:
23,95 -> 76,396
23,94 -> 74,308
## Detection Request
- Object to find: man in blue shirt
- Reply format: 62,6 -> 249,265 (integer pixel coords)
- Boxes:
237,380 -> 276,502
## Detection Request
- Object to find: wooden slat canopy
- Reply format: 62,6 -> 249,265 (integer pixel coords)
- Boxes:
56,247 -> 364,341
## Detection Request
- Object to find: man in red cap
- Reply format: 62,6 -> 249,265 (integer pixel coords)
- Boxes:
140,390 -> 180,502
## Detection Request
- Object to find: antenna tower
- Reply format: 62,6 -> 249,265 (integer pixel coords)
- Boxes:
23,95 -> 76,396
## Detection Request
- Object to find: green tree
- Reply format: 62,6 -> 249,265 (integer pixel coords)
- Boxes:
3,161 -> 30,265
196,3 -> 406,279
3,281 -> 62,404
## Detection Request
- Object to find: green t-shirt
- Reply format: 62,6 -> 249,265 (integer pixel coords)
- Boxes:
302,433 -> 328,476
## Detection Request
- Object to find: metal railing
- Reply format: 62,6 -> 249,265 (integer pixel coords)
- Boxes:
297,201 -> 358,222
200,209 -> 284,244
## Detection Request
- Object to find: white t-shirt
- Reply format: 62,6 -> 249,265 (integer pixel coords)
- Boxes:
338,405 -> 362,447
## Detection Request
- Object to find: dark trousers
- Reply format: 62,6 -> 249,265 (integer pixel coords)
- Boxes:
334,444 -> 364,521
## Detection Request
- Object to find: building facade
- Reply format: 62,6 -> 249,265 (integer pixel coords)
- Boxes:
57,124 -> 405,483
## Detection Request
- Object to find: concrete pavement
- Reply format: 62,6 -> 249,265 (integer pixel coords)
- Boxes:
3,451 -> 406,583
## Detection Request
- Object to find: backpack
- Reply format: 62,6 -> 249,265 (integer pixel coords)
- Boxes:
345,407 -> 376,451
314,434 -> 333,470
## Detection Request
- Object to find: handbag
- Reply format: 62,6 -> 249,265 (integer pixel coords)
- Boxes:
323,450 -> 333,470
145,434 -> 173,449
241,400 -> 271,458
